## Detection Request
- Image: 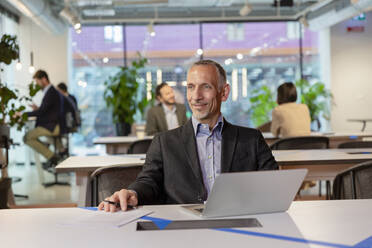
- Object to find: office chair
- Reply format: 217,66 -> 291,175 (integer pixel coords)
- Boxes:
332,161 -> 372,200
90,164 -> 143,207
127,139 -> 152,154
270,136 -> 329,150
270,136 -> 331,198
338,141 -> 372,149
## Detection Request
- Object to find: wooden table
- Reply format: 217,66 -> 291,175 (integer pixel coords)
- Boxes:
93,136 -> 153,154
56,155 -> 145,206
2,200 -> 372,248
273,148 -> 372,181
263,132 -> 372,148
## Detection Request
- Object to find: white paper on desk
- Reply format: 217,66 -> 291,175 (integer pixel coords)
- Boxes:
59,209 -> 153,228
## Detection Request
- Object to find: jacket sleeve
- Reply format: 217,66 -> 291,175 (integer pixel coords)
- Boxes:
128,135 -> 165,205
255,130 -> 279,170
145,108 -> 158,136
26,89 -> 56,117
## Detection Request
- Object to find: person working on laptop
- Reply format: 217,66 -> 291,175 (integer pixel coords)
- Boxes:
99,59 -> 278,212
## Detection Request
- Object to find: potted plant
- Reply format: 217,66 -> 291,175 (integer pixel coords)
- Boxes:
0,34 -> 21,208
103,54 -> 151,136
248,85 -> 277,128
295,78 -> 333,130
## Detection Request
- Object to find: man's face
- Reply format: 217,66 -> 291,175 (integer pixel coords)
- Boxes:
186,65 -> 229,122
35,77 -> 48,89
158,85 -> 176,105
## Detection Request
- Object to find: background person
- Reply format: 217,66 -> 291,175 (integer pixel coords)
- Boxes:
23,70 -> 62,168
145,82 -> 187,135
99,59 -> 278,212
271,82 -> 311,137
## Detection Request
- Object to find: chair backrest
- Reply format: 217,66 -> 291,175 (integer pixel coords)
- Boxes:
332,161 -> 372,200
127,139 -> 152,154
270,136 -> 329,150
90,164 -> 143,206
338,141 -> 372,149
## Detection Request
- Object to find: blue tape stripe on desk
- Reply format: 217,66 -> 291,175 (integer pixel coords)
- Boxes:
80,207 -> 98,211
216,228 -> 353,248
79,208 -> 370,248
140,216 -> 172,229
350,135 -> 358,139
353,236 -> 372,248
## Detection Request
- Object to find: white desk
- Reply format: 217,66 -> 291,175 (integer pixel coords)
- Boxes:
263,132 -> 372,148
93,136 -> 153,154
273,148 -> 372,181
1,200 -> 372,248
56,155 -> 145,206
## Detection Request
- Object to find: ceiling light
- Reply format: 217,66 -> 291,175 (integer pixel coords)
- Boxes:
74,22 -> 81,30
60,7 -> 81,30
103,57 -> 109,63
299,16 -> 309,28
196,49 -> 203,55
239,2 -> 252,16
28,66 -> 35,74
76,28 -> 82,34
236,53 -> 243,60
16,60 -> 22,71
147,22 -> 156,37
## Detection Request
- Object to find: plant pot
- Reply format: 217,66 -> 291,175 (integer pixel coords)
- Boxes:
0,124 -> 10,140
115,122 -> 131,136
0,177 -> 11,209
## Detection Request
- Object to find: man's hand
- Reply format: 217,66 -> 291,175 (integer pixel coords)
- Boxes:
98,189 -> 138,212
29,103 -> 38,111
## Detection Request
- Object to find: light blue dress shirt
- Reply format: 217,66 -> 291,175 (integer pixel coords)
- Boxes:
162,104 -> 179,130
192,115 -> 224,195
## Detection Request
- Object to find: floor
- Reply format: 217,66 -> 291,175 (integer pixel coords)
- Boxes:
9,164 -> 79,206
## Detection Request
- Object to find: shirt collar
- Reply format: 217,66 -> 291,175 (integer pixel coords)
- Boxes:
43,84 -> 52,95
192,114 -> 224,136
162,103 -> 176,114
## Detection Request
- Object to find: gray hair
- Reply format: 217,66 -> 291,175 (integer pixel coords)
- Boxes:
190,59 -> 226,89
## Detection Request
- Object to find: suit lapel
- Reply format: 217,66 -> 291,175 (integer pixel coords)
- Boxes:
221,120 -> 238,173
181,120 -> 204,184
175,104 -> 183,126
157,105 -> 168,131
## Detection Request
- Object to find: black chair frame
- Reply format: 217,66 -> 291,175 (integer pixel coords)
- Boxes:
90,164 -> 143,207
332,160 -> 372,200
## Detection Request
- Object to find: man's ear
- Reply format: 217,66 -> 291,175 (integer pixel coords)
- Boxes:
221,84 -> 230,102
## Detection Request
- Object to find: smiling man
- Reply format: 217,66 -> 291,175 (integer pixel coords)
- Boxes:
145,82 -> 187,135
99,59 -> 278,212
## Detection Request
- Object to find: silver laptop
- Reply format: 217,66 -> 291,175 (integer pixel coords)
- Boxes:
182,169 -> 307,218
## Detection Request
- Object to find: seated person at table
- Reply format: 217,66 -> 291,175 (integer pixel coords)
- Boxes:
145,82 -> 188,135
23,70 -> 62,167
271,82 -> 311,137
99,59 -> 278,212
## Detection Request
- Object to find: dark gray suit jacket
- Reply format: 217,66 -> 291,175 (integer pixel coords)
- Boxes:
129,119 -> 278,205
145,103 -> 187,135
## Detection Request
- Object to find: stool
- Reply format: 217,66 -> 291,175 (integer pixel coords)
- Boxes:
42,134 -> 70,188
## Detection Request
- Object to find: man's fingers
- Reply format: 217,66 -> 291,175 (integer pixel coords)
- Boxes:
118,189 -> 128,211
98,202 -> 104,210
